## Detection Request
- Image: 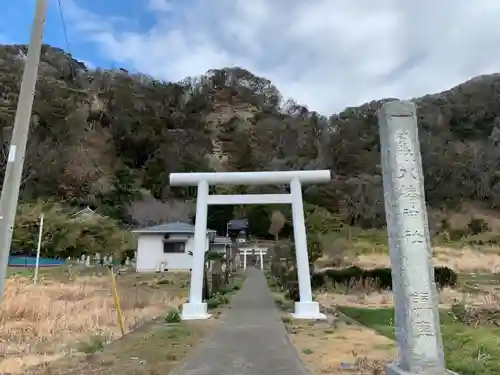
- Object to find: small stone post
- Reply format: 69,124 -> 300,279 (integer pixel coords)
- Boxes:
378,101 -> 458,375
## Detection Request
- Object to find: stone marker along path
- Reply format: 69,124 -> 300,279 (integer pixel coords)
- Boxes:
378,100 -> 458,375
170,268 -> 309,375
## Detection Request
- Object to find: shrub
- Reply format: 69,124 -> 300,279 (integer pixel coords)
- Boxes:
311,272 -> 326,290
284,281 -> 300,301
304,204 -> 343,235
76,332 -> 108,353
216,293 -> 230,304
321,266 -> 364,290
218,285 -> 233,295
270,259 -> 290,288
207,297 -> 220,309
165,309 -> 181,323
448,228 -> 468,241
311,266 -> 457,291
467,217 -> 489,235
362,267 -> 392,290
464,232 -> 500,246
12,201 -> 135,259
207,292 -> 229,309
157,279 -> 173,285
434,266 -> 458,288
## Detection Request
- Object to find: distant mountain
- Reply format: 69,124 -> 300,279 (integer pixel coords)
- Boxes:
2,44 -> 500,229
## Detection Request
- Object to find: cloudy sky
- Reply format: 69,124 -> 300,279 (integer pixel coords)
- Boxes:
3,0 -> 500,113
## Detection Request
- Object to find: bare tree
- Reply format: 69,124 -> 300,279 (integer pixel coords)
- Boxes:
320,237 -> 347,267
268,210 -> 286,241
128,195 -> 195,226
0,126 -> 59,189
344,174 -> 384,228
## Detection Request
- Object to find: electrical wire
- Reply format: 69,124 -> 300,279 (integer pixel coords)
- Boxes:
56,0 -> 71,55
56,0 -> 76,80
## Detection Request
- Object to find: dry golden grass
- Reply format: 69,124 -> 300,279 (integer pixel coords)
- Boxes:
435,204 -> 500,232
354,246 -> 500,273
0,272 -> 186,374
315,236 -> 500,310
315,282 -> 500,311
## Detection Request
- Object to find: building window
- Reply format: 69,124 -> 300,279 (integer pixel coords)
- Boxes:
163,240 -> 186,253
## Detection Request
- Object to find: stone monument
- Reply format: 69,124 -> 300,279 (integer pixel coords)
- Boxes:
378,100 -> 458,375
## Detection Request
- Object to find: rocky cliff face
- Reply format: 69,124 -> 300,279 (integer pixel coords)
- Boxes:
2,44 -> 500,228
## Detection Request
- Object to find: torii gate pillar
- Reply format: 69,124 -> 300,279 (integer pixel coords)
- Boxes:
170,170 -> 331,320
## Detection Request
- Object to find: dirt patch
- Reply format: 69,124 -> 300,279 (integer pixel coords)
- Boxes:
0,269 -> 189,374
284,317 -> 394,374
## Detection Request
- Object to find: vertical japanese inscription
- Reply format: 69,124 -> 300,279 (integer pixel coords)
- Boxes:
411,304 -> 436,338
394,130 -> 418,181
402,203 -> 420,218
399,183 -> 421,201
410,291 -> 431,309
412,319 -> 436,337
379,102 -> 446,373
394,130 -> 414,154
403,229 -> 425,244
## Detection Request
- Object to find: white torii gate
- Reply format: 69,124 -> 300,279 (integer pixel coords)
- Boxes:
239,247 -> 268,270
169,170 -> 331,320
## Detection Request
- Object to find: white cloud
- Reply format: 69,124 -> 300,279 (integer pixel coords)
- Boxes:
65,0 -> 500,114
146,0 -> 174,13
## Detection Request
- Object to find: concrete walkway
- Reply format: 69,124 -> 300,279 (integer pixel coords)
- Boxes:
170,268 -> 310,375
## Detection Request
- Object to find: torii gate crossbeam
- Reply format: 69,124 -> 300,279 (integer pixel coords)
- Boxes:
169,170 -> 331,321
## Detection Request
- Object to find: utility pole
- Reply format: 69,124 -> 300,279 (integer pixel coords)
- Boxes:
0,0 -> 47,297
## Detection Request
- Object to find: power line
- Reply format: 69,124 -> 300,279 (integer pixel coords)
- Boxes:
56,0 -> 76,80
56,0 -> 71,55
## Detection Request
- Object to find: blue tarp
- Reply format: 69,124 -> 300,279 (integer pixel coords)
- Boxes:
9,256 -> 64,268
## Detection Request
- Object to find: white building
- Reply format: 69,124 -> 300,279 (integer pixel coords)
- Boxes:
133,222 -> 231,272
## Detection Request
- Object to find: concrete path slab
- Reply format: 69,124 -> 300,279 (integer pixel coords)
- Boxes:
170,268 -> 310,375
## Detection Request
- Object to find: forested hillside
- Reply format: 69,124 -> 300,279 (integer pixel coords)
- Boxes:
2,44 -> 500,241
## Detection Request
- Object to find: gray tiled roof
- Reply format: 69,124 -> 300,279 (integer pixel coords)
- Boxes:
213,236 -> 232,244
227,218 -> 249,230
132,222 -> 216,234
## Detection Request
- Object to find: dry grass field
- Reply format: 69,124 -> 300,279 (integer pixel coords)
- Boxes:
0,267 -> 189,374
315,246 -> 500,311
355,246 -> 500,273
271,233 -> 500,374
